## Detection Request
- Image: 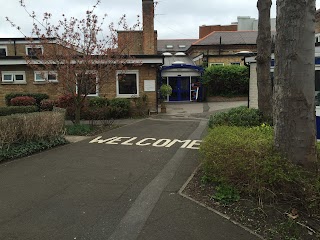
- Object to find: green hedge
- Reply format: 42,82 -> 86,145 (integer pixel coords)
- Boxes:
5,93 -> 49,106
203,65 -> 249,96
108,98 -> 131,118
0,106 -> 39,116
208,106 -> 262,128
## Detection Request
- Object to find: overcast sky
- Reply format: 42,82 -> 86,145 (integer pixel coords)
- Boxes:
1,0 -> 320,40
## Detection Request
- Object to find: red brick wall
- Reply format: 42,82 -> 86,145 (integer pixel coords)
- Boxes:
199,25 -> 237,39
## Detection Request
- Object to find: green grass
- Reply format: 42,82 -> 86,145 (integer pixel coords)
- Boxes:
65,124 -> 93,135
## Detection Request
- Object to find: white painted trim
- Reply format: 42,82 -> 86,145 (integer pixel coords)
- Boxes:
116,70 -> 139,98
0,57 -> 163,66
192,54 -> 203,62
0,39 -> 56,44
209,62 -> 224,66
34,71 -> 47,82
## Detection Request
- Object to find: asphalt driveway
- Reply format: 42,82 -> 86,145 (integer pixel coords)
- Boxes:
0,117 -> 259,240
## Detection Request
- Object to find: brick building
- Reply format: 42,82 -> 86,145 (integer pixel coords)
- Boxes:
0,0 -> 162,112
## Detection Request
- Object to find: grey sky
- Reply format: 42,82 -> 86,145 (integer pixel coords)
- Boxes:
1,0 -> 320,39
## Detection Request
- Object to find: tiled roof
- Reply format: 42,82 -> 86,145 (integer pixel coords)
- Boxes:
193,31 -> 276,46
157,39 -> 197,53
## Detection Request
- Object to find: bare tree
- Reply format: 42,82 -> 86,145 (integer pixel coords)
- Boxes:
7,0 -> 140,124
256,0 -> 273,121
274,0 -> 317,169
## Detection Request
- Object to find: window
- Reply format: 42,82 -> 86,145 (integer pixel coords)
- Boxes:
178,44 -> 186,48
0,46 -> 7,57
209,63 -> 224,66
116,70 -> 139,98
26,45 -> 43,56
231,62 -> 241,65
76,72 -> 98,96
1,71 -> 26,83
166,45 -> 174,49
316,70 -> 320,91
34,71 -> 58,82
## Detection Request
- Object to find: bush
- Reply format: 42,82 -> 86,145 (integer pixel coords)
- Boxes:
0,137 -> 67,162
10,96 -> 37,106
81,106 -> 110,120
40,99 -> 56,111
65,124 -> 93,135
208,106 -> 262,128
200,125 -> 320,215
0,111 -> 65,149
109,98 -> 130,118
88,97 -> 108,108
5,93 -> 49,106
0,106 -> 39,116
203,65 -> 249,96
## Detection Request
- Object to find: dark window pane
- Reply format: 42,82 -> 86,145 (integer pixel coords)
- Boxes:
15,75 -> 24,81
316,71 -> 320,91
48,73 -> 57,81
118,74 -> 137,94
77,73 -> 97,95
0,48 -> 6,57
27,47 -> 42,56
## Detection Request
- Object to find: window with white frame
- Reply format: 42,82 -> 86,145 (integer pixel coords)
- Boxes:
230,62 -> 241,65
26,45 -> 43,56
34,71 -> 58,82
0,46 -> 7,57
76,72 -> 98,96
1,71 -> 26,83
209,63 -> 224,66
116,70 -> 139,98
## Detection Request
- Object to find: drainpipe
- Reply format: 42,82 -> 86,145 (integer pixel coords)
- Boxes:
13,39 -> 17,56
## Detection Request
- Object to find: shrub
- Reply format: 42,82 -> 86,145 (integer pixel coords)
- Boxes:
200,125 -> 320,215
0,111 -> 65,149
56,94 -> 75,108
0,106 -> 38,116
81,106 -> 110,120
159,84 -> 173,100
203,65 -> 249,97
40,99 -> 56,111
0,137 -> 67,162
5,93 -> 49,106
208,106 -> 262,128
88,97 -> 108,108
65,124 -> 93,135
109,98 -> 130,118
10,96 -> 37,106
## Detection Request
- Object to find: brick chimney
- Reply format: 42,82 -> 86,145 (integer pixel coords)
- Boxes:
142,0 -> 156,55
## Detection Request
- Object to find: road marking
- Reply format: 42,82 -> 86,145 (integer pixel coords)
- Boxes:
89,136 -> 202,150
107,119 -> 207,240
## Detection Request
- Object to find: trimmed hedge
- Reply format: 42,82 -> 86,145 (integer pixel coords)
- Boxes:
0,111 -> 65,149
203,65 -> 249,97
0,106 -> 39,116
5,93 -> 49,107
109,98 -> 130,118
208,106 -> 262,128
10,96 -> 37,106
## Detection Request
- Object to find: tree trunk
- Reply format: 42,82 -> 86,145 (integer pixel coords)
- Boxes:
274,0 -> 317,169
256,0 -> 273,120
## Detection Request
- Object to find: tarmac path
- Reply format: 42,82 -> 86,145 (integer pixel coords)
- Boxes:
0,116 -> 259,240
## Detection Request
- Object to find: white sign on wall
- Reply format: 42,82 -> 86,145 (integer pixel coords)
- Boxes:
144,80 -> 156,92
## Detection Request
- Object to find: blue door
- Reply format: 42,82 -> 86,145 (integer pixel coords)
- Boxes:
168,77 -> 190,101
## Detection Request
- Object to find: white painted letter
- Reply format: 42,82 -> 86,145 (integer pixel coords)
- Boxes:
121,137 -> 138,145
165,139 -> 192,148
152,139 -> 172,148
186,140 -> 202,150
89,136 -> 118,144
136,138 -> 156,146
106,137 -> 131,145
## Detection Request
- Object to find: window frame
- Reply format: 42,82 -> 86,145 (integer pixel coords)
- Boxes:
209,63 -> 224,66
0,46 -> 8,57
34,71 -> 58,83
75,71 -> 99,97
230,62 -> 241,65
116,70 -> 139,98
25,45 -> 44,56
1,71 -> 26,84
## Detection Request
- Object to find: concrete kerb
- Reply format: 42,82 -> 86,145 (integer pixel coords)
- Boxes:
178,165 -> 265,240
